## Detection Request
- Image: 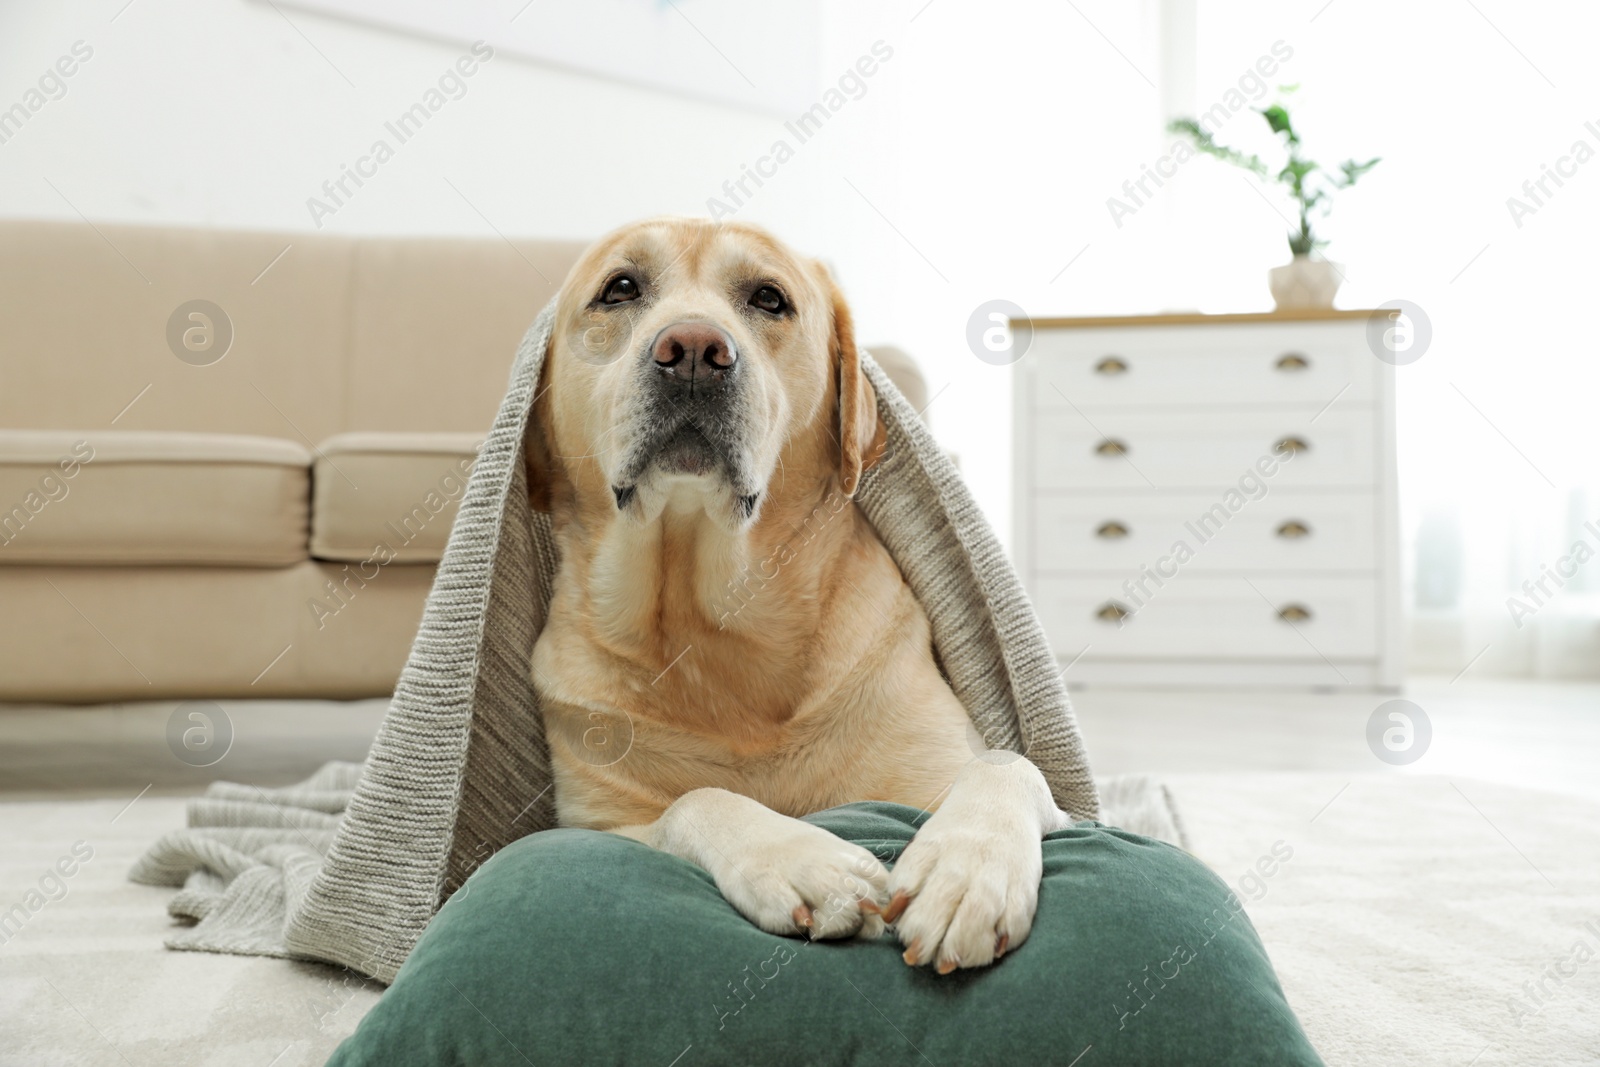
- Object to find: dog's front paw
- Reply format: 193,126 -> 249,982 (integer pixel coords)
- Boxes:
885,762 -> 1055,973
717,819 -> 891,941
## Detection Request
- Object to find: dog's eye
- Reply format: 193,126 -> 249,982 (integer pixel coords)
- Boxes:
749,286 -> 787,314
600,275 -> 640,304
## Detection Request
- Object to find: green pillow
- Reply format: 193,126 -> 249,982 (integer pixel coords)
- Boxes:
328,803 -> 1322,1067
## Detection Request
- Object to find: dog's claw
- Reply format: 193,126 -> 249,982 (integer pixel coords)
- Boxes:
792,904 -> 813,933
882,891 -> 911,924
995,933 -> 1009,958
859,897 -> 882,916
902,938 -> 921,966
936,957 -> 959,975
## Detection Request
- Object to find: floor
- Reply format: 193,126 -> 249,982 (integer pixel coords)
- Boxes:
3,679 -> 1596,1067
1072,676 -> 1600,802
7,774 -> 1596,1067
1,675 -> 1595,801
0,698 -> 388,801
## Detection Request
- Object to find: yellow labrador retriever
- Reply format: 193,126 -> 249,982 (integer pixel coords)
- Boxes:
527,217 -> 1072,974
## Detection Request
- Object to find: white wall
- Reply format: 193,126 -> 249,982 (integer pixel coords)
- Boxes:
12,0 -> 1595,674
1184,0 -> 1600,676
0,0 -> 1169,547
0,1 -> 816,236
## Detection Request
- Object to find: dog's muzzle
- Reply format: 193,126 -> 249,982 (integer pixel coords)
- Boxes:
610,320 -> 758,517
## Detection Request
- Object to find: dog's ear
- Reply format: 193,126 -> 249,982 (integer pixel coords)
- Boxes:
525,360 -> 554,513
825,272 -> 887,497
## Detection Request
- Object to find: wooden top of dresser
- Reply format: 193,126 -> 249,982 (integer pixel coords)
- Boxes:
1019,309 -> 1396,329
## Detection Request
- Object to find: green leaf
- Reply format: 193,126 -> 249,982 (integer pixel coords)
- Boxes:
1260,104 -> 1296,142
1337,156 -> 1382,186
1278,159 -> 1319,183
1166,117 -> 1268,176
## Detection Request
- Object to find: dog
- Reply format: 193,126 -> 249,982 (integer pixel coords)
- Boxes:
527,217 -> 1073,974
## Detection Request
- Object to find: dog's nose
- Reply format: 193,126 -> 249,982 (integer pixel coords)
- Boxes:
651,323 -> 737,384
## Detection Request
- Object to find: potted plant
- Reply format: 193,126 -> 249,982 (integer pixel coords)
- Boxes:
1169,88 -> 1379,310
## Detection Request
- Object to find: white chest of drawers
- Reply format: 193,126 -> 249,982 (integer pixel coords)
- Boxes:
1011,310 -> 1402,689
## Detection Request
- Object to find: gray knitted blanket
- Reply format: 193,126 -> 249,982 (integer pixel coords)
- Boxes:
131,299 -> 1181,982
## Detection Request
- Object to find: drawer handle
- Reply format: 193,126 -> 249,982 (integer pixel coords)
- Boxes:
1094,438 -> 1129,457
1095,601 -> 1131,623
1276,520 -> 1312,539
1275,352 -> 1310,371
1277,603 -> 1313,623
1095,520 -> 1130,539
1095,356 -> 1129,375
1275,436 -> 1310,455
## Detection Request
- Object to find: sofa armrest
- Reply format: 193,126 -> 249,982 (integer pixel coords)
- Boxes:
864,345 -> 928,422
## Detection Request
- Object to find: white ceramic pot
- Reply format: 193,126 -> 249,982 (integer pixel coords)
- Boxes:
1268,255 -> 1343,310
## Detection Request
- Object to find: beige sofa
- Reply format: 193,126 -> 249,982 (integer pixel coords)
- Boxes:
0,221 -> 925,702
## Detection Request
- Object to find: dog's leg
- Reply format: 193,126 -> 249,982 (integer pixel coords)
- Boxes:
883,752 -> 1073,973
615,787 -> 891,940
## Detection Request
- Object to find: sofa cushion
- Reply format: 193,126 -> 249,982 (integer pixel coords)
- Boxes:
311,433 -> 480,564
345,236 -> 585,434
0,220 -> 357,441
0,431 -> 310,566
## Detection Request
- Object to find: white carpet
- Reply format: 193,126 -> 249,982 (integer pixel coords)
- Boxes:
2,775 -> 1595,1066
1166,773 -> 1600,1066
0,794 -> 379,1067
